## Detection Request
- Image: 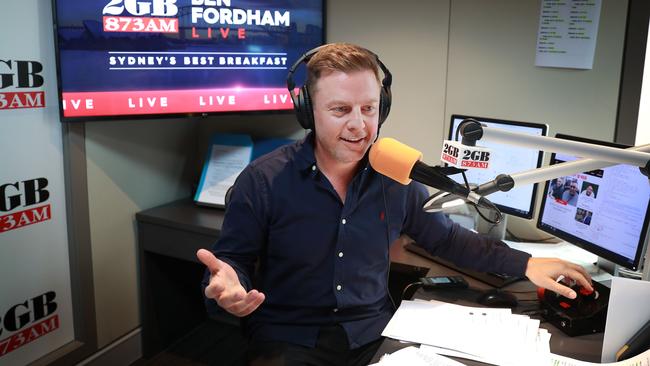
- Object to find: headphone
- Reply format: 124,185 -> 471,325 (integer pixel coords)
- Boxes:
286,45 -> 393,130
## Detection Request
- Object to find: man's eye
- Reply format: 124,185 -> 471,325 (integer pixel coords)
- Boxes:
363,106 -> 376,113
331,106 -> 348,113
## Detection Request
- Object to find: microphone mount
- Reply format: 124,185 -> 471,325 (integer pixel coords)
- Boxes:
425,119 -> 650,212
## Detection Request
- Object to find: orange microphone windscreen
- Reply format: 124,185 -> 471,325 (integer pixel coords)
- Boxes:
369,137 -> 423,185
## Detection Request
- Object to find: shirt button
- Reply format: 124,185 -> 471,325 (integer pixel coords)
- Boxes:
336,284 -> 342,291
312,165 -> 316,171
333,308 -> 339,313
338,251 -> 344,258
341,218 -> 346,225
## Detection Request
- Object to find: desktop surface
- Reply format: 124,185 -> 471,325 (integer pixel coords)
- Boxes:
373,239 -> 605,365
403,242 -> 523,288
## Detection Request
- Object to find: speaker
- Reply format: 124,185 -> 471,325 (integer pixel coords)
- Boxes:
286,45 -> 392,130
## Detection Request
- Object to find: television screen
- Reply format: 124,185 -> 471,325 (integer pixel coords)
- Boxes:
52,0 -> 325,121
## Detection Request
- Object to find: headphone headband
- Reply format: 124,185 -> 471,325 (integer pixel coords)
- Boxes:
286,44 -> 393,130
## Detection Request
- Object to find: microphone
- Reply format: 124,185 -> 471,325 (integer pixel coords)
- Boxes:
369,137 -> 496,210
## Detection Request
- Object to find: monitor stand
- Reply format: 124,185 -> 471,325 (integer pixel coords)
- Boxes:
476,209 -> 507,241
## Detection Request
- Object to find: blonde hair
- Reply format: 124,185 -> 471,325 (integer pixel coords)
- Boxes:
306,43 -> 381,95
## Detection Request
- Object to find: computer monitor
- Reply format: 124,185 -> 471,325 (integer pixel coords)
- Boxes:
537,134 -> 650,271
448,115 -> 548,219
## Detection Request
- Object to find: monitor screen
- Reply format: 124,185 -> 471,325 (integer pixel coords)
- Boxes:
448,115 -> 548,219
52,0 -> 324,121
537,134 -> 650,270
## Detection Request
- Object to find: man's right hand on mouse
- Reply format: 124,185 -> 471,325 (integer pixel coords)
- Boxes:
524,257 -> 592,299
197,249 -> 265,317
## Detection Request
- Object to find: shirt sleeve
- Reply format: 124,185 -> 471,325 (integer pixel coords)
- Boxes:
402,183 -> 531,277
201,165 -> 268,313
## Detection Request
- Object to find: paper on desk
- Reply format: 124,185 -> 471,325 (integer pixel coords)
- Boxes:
194,134 -> 253,207
419,328 -> 551,366
415,344 -> 650,366
370,346 -> 468,366
382,300 -> 506,357
550,347 -> 650,366
382,300 -> 550,366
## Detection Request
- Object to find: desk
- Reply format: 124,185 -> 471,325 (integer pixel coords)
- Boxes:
136,199 -> 228,359
372,239 -> 604,365
136,199 -> 433,361
137,199 -> 603,364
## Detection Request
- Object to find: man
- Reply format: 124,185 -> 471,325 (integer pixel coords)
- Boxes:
197,43 -> 591,366
581,185 -> 595,198
562,182 -> 580,206
550,177 -> 565,200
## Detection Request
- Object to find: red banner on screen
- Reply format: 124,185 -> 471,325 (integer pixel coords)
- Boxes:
61,88 -> 295,117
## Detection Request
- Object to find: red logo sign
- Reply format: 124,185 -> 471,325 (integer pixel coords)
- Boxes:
103,0 -> 179,33
1,178 -> 51,233
0,292 -> 59,357
0,60 -> 45,110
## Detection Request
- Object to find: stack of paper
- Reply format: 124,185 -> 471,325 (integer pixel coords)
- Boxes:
375,345 -> 650,366
381,299 -> 551,366
548,349 -> 650,366
370,346 -> 468,366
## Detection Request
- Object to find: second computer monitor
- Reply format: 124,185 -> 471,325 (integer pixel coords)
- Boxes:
448,115 -> 548,219
537,134 -> 650,271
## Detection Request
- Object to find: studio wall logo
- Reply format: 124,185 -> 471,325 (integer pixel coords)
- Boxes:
0,292 -> 60,357
103,0 -> 179,33
0,60 -> 45,110
1,178 -> 51,233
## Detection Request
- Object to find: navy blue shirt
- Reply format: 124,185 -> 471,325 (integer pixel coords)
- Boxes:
204,133 -> 530,349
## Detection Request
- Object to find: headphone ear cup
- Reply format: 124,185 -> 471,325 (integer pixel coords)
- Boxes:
378,85 -> 392,126
294,85 -> 311,129
298,85 -> 315,130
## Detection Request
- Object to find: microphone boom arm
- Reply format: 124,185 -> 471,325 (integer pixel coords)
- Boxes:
459,120 -> 650,176
424,137 -> 650,212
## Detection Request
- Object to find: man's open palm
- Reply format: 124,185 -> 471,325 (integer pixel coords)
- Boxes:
197,249 -> 265,317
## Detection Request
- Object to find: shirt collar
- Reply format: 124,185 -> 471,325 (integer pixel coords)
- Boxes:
296,132 -> 318,173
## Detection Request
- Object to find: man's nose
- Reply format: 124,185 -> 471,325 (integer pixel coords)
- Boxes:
347,108 -> 364,128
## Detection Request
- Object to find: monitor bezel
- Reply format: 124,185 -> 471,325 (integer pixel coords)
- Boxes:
536,133 -> 650,271
50,0 -> 327,123
448,114 -> 548,219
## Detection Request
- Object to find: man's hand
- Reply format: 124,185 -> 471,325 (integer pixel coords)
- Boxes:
525,257 -> 593,299
196,249 -> 265,317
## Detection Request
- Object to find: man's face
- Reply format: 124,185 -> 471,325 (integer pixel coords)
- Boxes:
569,183 -> 579,196
311,69 -> 380,166
585,186 -> 593,196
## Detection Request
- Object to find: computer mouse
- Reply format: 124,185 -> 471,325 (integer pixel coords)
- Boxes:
476,289 -> 519,308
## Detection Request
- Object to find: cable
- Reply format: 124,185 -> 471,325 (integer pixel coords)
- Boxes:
401,281 -> 424,300
506,289 -> 538,294
381,176 -> 398,310
458,170 -> 502,225
472,199 -> 502,225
